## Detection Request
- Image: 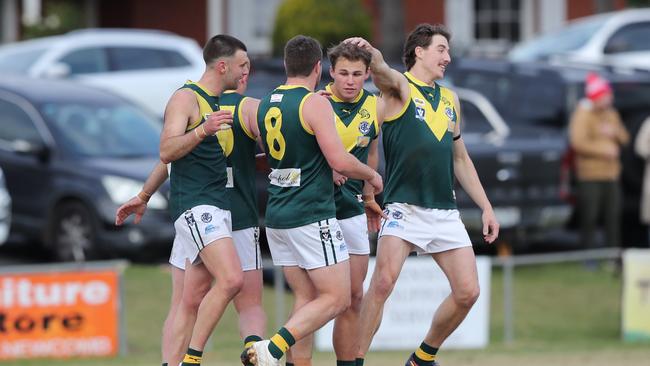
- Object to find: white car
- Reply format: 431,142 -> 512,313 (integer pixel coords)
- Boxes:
0,29 -> 205,116
509,8 -> 650,70
0,167 -> 11,245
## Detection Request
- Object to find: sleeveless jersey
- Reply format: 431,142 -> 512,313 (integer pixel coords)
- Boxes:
381,72 -> 459,209
217,91 -> 258,231
326,84 -> 379,220
169,81 -> 229,220
257,85 -> 335,229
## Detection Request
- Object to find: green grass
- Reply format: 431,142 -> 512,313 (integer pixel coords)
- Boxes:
4,262 -> 650,366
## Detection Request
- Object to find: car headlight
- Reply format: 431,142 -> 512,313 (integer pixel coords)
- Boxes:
101,175 -> 167,210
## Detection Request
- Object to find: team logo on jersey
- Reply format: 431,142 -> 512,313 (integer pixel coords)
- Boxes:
201,212 -> 212,223
358,108 -> 371,119
358,120 -> 371,135
392,210 -> 403,220
415,106 -> 426,121
414,98 -> 426,106
336,230 -> 344,241
445,106 -> 456,121
270,94 -> 283,103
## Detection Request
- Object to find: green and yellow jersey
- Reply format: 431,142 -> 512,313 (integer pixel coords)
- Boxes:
381,72 -> 459,209
217,91 -> 258,231
326,84 -> 379,220
257,85 -> 335,229
169,81 -> 229,221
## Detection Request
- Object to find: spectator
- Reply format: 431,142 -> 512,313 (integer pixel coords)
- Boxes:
634,115 -> 650,241
569,72 -> 629,248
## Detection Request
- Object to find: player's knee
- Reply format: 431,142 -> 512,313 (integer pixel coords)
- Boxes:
350,287 -> 364,312
372,271 -> 397,300
453,284 -> 480,308
331,291 -> 352,317
222,272 -> 245,297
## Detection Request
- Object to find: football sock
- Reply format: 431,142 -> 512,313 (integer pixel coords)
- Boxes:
268,327 -> 296,360
355,358 -> 364,366
413,342 -> 438,365
180,347 -> 203,365
337,361 -> 356,366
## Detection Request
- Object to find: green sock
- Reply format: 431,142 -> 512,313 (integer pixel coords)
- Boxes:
180,347 -> 203,365
413,342 -> 438,365
244,334 -> 263,348
337,361 -> 356,366
356,358 -> 364,366
268,327 -> 296,359
286,364 -> 295,366
162,363 -> 168,366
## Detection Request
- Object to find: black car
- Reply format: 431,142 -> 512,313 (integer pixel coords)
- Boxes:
446,58 -> 650,247
0,76 -> 174,261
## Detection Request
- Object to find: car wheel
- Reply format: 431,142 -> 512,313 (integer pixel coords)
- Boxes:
50,201 -> 99,262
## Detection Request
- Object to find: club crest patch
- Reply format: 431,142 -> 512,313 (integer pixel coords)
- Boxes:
201,213 -> 212,223
392,210 -> 403,220
445,107 -> 456,121
320,229 -> 331,242
336,230 -> 344,241
358,120 -> 371,135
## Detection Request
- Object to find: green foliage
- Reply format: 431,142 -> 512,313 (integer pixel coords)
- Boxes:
22,1 -> 85,40
627,0 -> 650,6
272,0 -> 372,56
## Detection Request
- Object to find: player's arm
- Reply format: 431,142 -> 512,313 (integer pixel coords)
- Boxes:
304,94 -> 383,193
115,162 -> 169,225
160,90 -> 233,163
344,37 -> 410,105
362,138 -> 386,231
450,92 -> 499,243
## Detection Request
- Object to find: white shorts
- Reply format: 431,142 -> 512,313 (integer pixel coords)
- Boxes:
266,218 -> 349,270
379,202 -> 471,255
338,214 -> 370,255
170,226 -> 261,271
172,205 -> 232,266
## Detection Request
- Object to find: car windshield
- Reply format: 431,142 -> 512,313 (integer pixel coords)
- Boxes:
0,47 -> 47,73
509,15 -> 610,61
41,102 -> 161,158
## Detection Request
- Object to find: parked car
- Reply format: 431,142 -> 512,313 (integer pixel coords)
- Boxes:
0,167 -> 11,245
0,76 -> 174,261
509,8 -> 650,71
446,57 -> 650,247
0,29 -> 205,116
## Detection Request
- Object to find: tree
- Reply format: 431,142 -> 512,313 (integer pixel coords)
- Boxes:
272,0 -> 372,55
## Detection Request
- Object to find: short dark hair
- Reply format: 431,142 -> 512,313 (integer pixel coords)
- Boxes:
284,35 -> 323,77
403,24 -> 451,70
327,42 -> 371,70
203,34 -> 247,65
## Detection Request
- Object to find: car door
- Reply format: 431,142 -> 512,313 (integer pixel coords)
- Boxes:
0,93 -> 54,237
602,21 -> 650,70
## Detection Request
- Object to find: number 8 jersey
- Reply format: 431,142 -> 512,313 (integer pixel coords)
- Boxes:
257,85 -> 336,229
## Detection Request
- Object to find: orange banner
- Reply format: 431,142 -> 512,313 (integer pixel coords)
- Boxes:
0,270 -> 120,359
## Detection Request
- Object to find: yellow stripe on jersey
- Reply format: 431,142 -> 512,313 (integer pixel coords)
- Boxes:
384,87 -> 411,122
334,95 -> 378,152
216,104 -> 235,157
238,97 -> 256,140
298,93 -> 315,135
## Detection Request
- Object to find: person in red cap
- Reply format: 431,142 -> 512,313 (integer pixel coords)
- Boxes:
569,72 -> 629,250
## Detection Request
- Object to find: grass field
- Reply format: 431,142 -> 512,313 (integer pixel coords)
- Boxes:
5,261 -> 650,366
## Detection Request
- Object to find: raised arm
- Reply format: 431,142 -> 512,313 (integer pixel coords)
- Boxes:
303,93 -> 383,193
344,37 -> 410,104
160,90 -> 233,163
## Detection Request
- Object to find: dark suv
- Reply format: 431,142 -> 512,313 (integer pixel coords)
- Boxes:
446,58 -> 650,247
0,76 -> 174,261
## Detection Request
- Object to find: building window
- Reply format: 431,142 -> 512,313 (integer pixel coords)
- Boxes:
474,0 -> 521,42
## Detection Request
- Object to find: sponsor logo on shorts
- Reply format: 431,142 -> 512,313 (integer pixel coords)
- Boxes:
358,120 -> 371,135
335,230 -> 344,241
392,210 -> 403,220
319,226 -> 331,242
386,221 -> 403,230
204,224 -> 217,235
184,211 -> 196,226
201,213 -> 212,223
339,242 -> 347,251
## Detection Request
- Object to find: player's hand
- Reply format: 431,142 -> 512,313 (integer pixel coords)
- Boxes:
202,110 -> 233,136
366,171 -> 383,194
364,199 -> 387,233
115,196 -> 148,225
482,208 -> 499,244
333,170 -> 347,186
